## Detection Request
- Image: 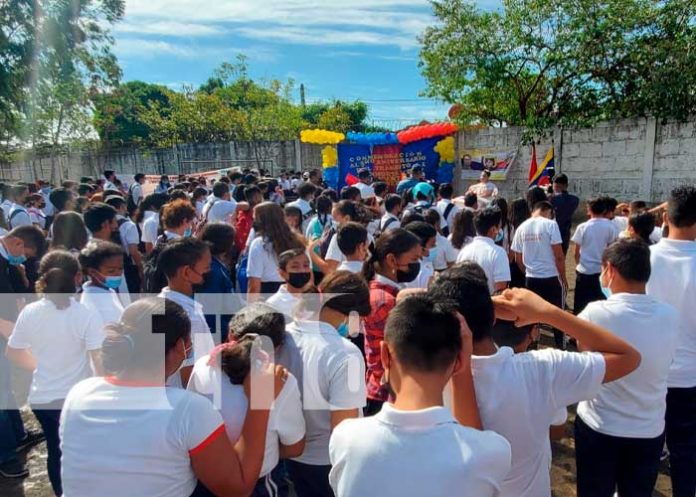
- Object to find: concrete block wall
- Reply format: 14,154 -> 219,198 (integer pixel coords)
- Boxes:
457,117 -> 696,203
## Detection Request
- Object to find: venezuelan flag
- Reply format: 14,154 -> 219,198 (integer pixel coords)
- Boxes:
529,145 -> 554,187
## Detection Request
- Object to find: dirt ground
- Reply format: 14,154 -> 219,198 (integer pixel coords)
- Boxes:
1,256 -> 674,497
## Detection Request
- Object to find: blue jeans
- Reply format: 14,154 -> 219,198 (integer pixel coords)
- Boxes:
286,460 -> 334,497
0,338 -> 26,464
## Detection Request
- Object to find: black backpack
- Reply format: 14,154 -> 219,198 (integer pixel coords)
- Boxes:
142,234 -> 169,294
126,183 -> 139,215
319,224 -> 336,260
441,203 -> 456,238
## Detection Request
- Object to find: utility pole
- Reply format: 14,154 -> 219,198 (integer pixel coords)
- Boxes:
300,84 -> 306,107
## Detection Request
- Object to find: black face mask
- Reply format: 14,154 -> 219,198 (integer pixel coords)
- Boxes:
288,272 -> 311,289
192,271 -> 212,292
396,262 -> 420,283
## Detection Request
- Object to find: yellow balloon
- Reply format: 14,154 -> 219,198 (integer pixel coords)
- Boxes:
322,146 -> 338,168
301,128 -> 345,145
435,136 -> 455,163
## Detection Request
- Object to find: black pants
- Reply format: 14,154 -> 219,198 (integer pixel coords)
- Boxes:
32,401 -> 63,496
286,460 -> 334,497
574,271 -> 605,315
526,276 -> 565,349
509,262 -> 526,289
575,416 -> 665,497
666,386 -> 696,497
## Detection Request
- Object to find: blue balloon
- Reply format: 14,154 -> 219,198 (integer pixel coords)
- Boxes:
323,166 -> 339,189
436,162 -> 454,184
346,132 -> 399,146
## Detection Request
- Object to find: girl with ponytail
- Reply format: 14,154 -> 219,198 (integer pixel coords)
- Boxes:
6,250 -> 105,496
362,228 -> 422,416
60,297 -> 288,497
188,302 -> 305,497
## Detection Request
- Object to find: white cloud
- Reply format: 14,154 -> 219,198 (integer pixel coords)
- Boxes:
236,26 -> 417,49
114,38 -> 277,62
115,21 -> 223,37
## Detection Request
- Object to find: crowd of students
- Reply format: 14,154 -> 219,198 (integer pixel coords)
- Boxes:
0,165 -> 694,497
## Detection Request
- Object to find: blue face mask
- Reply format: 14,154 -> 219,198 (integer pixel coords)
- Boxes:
104,276 -> 123,290
183,227 -> 193,238
425,247 -> 438,263
6,254 -> 26,266
494,230 -> 504,243
337,322 -> 349,338
600,269 -> 612,299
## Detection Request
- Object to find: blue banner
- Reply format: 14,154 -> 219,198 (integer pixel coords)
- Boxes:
337,144 -> 372,191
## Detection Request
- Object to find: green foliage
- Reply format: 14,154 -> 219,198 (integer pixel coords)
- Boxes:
420,0 -> 696,133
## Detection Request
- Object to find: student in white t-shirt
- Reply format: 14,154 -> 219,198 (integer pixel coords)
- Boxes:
511,200 -> 567,349
323,200 -> 369,273
379,194 -> 402,232
203,182 -> 238,225
247,202 -> 306,298
354,169 -> 375,200
106,195 -> 144,295
335,222 -> 368,274
60,297 -> 286,497
286,182 -> 316,232
457,206 -> 510,293
267,248 -> 314,321
277,271 -> 371,497
329,293 -> 512,497
7,251 -> 105,496
571,197 -> 619,314
79,240 -> 126,325
429,263 -> 640,497
436,183 -> 461,235
423,208 -> 458,271
646,186 -> 696,497
156,238 -> 214,388
189,303 -> 306,497
575,239 -> 679,497
136,193 -> 169,255
402,220 -> 438,289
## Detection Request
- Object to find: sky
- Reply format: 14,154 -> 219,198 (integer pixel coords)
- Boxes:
113,0 -> 498,128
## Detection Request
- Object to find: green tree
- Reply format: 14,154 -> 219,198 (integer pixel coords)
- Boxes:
420,0 -> 696,131
92,81 -> 170,147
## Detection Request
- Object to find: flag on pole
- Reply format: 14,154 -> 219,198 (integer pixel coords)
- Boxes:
529,146 -> 554,187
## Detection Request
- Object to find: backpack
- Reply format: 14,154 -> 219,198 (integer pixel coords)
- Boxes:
441,202 -> 456,238
126,183 -> 139,214
373,216 -> 397,240
142,234 -> 169,294
318,224 -> 336,260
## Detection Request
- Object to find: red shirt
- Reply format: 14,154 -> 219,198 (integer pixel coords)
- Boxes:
235,209 -> 253,252
364,279 -> 399,401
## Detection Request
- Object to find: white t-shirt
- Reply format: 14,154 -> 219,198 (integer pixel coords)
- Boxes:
329,403 -> 511,497
647,238 -> 696,388
60,377 -> 224,497
1,199 -> 12,218
457,236 -> 511,293
471,348 -> 605,497
276,320 -> 366,465
8,204 -> 32,228
337,260 -> 364,274
28,207 -> 46,229
141,212 -> 160,245
402,260 -> 434,290
8,298 -> 105,404
188,355 -> 305,476
80,283 -> 125,325
433,233 -> 458,271
571,218 -> 619,274
355,182 -> 375,199
436,199 -> 461,229
379,213 -> 401,232
266,285 -> 302,321
130,183 -> 143,205
117,215 -> 140,254
159,288 -> 215,387
205,198 -> 237,224
613,216 -> 628,232
326,232 -> 374,264
577,293 -> 679,438
511,216 -> 563,279
247,237 -> 284,283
